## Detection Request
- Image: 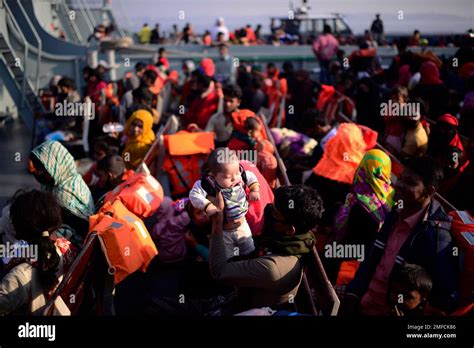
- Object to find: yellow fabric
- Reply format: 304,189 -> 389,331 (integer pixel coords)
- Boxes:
138,26 -> 152,44
401,122 -> 428,157
313,123 -> 367,184
123,110 -> 155,169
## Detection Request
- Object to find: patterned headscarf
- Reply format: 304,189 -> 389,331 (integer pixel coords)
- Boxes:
335,149 -> 394,236
32,141 -> 94,220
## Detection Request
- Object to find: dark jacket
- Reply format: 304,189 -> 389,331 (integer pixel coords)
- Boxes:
347,199 -> 459,312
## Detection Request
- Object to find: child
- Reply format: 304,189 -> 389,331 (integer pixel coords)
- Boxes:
189,148 -> 260,259
152,197 -> 210,263
229,117 -> 277,188
1,190 -> 76,315
387,263 -> 445,317
93,155 -> 134,202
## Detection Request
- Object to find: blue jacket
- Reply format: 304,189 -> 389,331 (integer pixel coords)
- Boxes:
347,199 -> 459,312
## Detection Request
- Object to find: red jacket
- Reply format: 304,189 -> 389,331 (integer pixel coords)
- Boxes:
183,90 -> 219,129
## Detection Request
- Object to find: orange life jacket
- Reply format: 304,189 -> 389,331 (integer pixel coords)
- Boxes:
104,171 -> 164,219
88,200 -> 158,284
449,210 -> 474,306
161,131 -> 215,197
231,109 -> 267,141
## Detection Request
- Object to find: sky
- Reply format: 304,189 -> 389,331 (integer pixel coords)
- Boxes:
111,0 -> 474,34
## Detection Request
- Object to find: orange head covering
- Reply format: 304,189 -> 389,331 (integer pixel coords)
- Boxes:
124,109 -> 155,145
313,123 -> 378,184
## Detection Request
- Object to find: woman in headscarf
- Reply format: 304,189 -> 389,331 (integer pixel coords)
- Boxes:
30,140 -> 94,241
335,149 -> 395,247
412,61 -> 448,118
122,109 -> 155,170
429,113 -> 470,196
305,122 -> 378,224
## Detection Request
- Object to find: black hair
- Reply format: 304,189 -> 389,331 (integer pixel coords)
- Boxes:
158,47 -> 166,54
132,86 -> 153,104
9,189 -> 63,290
223,84 -> 242,99
93,135 -> 120,155
389,263 -> 433,298
97,155 -> 125,177
251,76 -> 263,89
208,147 -> 238,174
196,71 -> 212,89
403,156 -> 444,191
301,108 -> 327,129
267,62 -> 276,70
323,24 -> 332,34
143,69 -> 158,84
274,185 -> 324,234
57,77 -> 76,90
135,62 -> 147,72
244,116 -> 260,131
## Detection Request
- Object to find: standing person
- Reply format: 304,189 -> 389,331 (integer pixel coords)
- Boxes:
370,14 -> 384,45
211,17 -> 229,42
138,23 -> 152,44
312,25 -> 339,84
214,44 -> 236,84
150,23 -> 161,44
156,47 -> 170,70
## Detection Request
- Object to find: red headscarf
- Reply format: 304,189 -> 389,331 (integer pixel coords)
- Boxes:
420,61 -> 442,85
200,58 -> 215,77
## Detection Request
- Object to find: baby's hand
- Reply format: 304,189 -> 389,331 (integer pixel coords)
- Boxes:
206,203 -> 219,216
249,190 -> 260,201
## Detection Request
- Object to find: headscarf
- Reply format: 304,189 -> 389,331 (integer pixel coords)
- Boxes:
200,58 -> 215,77
123,109 -> 155,169
31,141 -> 94,220
313,123 -> 378,184
436,113 -> 469,172
419,61 -> 442,85
335,149 -> 394,238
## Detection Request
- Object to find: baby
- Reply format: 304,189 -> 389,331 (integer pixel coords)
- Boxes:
189,147 -> 260,259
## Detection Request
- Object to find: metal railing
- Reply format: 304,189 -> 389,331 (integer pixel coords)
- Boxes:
58,1 -> 84,43
3,0 -> 28,106
17,0 -> 42,92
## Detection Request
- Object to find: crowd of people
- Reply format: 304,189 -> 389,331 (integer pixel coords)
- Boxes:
0,20 -> 473,317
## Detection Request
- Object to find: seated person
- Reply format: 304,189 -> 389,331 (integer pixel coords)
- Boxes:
205,84 -> 241,147
345,157 -> 458,316
208,185 -> 324,312
122,109 -> 156,170
0,190 -> 76,315
83,136 -> 120,187
400,113 -> 428,159
92,155 -> 134,202
152,197 -> 210,264
30,140 -> 94,240
387,262 -> 445,317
